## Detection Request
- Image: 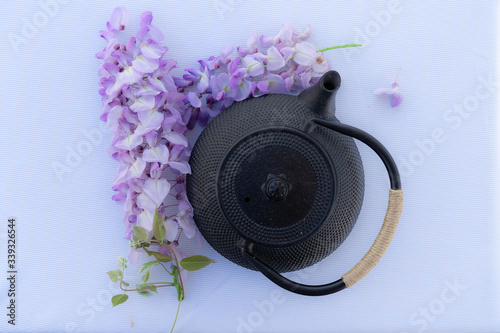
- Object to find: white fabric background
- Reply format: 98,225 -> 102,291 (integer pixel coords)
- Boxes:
1,1 -> 499,332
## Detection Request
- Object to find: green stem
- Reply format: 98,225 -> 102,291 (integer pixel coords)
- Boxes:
119,280 -> 174,292
170,300 -> 182,333
317,44 -> 362,52
121,267 -> 127,295
137,240 -> 185,300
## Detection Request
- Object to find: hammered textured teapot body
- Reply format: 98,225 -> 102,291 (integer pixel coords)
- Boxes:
187,71 -> 403,296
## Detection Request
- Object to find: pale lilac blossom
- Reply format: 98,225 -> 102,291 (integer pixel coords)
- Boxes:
97,9 -> 350,270
374,69 -> 404,107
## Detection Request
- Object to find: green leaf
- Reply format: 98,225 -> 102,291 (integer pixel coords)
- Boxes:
117,256 -> 127,269
121,280 -> 130,287
106,269 -> 123,282
152,208 -> 166,242
111,294 -> 128,307
153,252 -> 173,263
139,260 -> 160,273
136,283 -> 158,293
145,284 -> 158,293
143,249 -> 173,263
179,255 -> 215,271
142,271 -> 150,283
133,226 -> 148,241
137,289 -> 151,296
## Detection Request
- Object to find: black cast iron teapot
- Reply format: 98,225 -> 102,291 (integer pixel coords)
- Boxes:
186,71 -> 403,296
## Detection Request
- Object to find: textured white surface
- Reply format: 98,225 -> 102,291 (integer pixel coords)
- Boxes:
0,1 -> 499,332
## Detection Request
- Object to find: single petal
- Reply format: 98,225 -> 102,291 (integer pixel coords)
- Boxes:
130,95 -> 156,113
137,108 -> 164,129
112,164 -> 128,185
139,11 -> 153,28
300,71 -> 312,88
297,24 -> 313,40
260,35 -> 274,47
188,92 -> 202,108
257,80 -> 269,93
142,178 -> 170,207
176,215 -> 196,238
149,77 -> 167,92
141,43 -> 166,59
143,145 -> 170,164
125,36 -> 137,54
234,79 -> 252,101
106,105 -> 124,131
115,133 -> 143,151
169,161 -> 191,174
137,193 -> 155,212
150,162 -> 162,179
391,92 -> 404,107
267,74 -> 285,94
111,192 -> 126,203
391,84 -> 404,107
242,55 -> 264,77
137,209 -> 154,231
246,31 -> 259,50
145,131 -> 157,148
109,6 -> 129,31
128,158 -> 146,179
132,56 -> 159,74
148,24 -> 165,43
266,46 -> 285,71
227,57 -> 240,74
163,131 -> 189,147
136,26 -> 149,43
135,86 -> 161,96
164,218 -> 178,242
293,41 -> 317,67
112,66 -> 141,93
275,21 -> 293,45
198,67 -> 210,92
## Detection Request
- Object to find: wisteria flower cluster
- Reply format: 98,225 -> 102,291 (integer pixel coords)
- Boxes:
97,6 -> 360,331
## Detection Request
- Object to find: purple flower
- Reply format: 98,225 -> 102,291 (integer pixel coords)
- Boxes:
175,201 -> 196,238
109,6 -> 129,31
128,158 -> 146,179
237,31 -> 259,57
293,41 -> 318,67
264,46 -> 285,71
142,144 -> 170,164
115,133 -> 143,151
267,74 -> 286,94
374,69 -> 404,107
242,55 -> 264,77
164,218 -> 179,242
374,83 -> 404,107
137,178 -> 171,214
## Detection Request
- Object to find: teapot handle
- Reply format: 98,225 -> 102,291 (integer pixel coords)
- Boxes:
239,119 -> 403,296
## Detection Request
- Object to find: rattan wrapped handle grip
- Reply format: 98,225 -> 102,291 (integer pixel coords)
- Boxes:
342,189 -> 404,287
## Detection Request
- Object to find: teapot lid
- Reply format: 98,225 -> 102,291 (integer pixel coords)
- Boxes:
217,127 -> 336,247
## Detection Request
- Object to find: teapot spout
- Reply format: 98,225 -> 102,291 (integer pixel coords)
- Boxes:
298,70 -> 340,119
